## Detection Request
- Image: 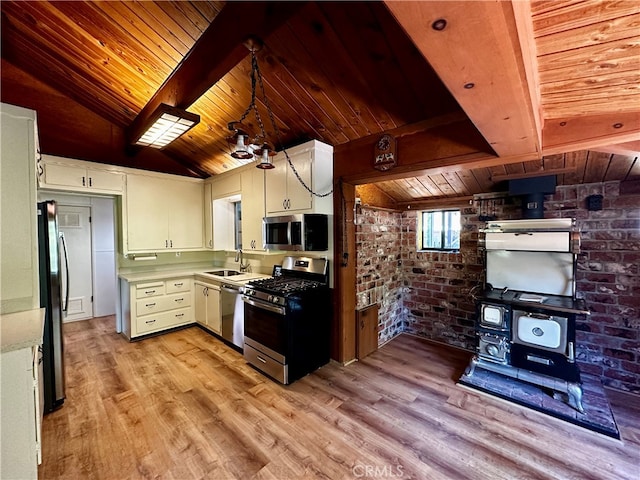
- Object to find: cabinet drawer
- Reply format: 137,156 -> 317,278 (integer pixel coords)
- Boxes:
136,307 -> 192,334
165,278 -> 192,294
135,282 -> 165,298
244,342 -> 287,384
136,292 -> 192,316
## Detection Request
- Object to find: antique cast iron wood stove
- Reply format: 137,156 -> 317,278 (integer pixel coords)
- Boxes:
462,218 -> 589,412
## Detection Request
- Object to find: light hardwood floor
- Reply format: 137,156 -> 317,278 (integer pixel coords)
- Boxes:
39,316 -> 639,479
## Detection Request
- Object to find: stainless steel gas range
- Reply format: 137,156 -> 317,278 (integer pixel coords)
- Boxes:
242,256 -> 331,384
463,218 -> 589,412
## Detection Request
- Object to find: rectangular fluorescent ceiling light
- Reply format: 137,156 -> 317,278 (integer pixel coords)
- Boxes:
135,104 -> 200,149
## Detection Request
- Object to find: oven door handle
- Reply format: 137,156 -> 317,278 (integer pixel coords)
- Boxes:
242,296 -> 286,315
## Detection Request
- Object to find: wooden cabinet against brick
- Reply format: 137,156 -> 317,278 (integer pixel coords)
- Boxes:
357,304 -> 379,359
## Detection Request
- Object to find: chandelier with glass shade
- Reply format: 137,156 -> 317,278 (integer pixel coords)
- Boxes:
226,37 -> 279,169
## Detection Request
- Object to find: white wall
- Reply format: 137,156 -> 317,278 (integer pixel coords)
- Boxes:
90,197 -> 116,316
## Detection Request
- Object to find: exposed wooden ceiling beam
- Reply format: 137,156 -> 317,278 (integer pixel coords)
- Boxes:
385,0 -> 541,158
590,141 -> 640,156
127,1 -> 307,145
542,112 -> 640,156
398,196 -> 473,212
490,166 -> 576,183
334,116 -> 542,185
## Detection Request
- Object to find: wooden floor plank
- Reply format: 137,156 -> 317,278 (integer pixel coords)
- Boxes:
39,316 -> 640,479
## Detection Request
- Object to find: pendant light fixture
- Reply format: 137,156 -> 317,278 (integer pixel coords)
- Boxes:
227,37 -> 276,169
227,37 -> 332,199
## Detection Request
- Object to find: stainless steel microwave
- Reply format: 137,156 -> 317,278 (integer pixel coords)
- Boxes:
263,214 -> 328,251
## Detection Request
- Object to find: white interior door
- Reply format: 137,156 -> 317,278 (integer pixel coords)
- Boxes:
58,205 -> 93,322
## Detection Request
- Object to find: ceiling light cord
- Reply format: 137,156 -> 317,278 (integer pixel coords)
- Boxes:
252,49 -> 333,198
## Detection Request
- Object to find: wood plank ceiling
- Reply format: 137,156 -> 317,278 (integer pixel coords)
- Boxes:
1,1 -> 639,205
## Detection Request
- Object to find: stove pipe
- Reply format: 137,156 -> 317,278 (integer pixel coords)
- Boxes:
509,175 -> 556,219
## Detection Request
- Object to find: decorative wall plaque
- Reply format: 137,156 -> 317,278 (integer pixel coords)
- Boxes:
373,134 -> 397,171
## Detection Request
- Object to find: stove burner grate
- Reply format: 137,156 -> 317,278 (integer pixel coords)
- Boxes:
248,276 -> 325,295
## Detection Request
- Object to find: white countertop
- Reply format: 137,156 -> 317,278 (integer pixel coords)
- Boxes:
118,268 -> 269,286
1,308 -> 46,353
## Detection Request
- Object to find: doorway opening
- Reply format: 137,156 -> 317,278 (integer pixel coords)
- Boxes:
37,193 -> 118,325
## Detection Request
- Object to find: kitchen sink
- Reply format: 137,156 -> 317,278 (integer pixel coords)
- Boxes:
204,270 -> 242,277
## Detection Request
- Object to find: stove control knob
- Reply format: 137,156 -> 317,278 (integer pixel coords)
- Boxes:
268,295 -> 275,304
486,344 -> 500,357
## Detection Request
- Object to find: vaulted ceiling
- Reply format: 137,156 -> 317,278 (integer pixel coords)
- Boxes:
1,1 -> 639,205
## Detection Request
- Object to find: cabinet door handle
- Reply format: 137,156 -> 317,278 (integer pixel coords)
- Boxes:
89,177 -> 93,187
145,290 -> 156,295
174,282 -> 183,287
282,199 -> 286,209
165,240 -> 168,248
209,239 -> 212,247
145,319 -> 156,324
170,240 -> 173,248
174,298 -> 184,303
82,176 -> 86,186
175,313 -> 184,318
145,303 -> 156,308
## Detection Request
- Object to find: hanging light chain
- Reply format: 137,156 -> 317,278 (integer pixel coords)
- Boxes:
238,55 -> 257,126
252,49 -> 333,198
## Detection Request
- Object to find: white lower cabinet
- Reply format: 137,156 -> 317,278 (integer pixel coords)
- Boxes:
121,277 -> 194,339
194,281 -> 221,334
1,345 -> 41,479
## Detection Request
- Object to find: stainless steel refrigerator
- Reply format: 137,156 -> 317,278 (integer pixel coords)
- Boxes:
37,200 -> 67,412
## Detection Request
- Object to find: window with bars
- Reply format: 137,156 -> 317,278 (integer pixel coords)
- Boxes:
419,209 -> 461,251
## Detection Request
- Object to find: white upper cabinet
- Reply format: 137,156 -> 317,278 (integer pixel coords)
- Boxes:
168,179 -> 204,250
0,103 -> 39,314
203,183 -> 213,250
265,140 -> 333,216
204,162 -> 267,251
241,167 -> 265,250
39,155 -> 124,194
210,170 -> 241,198
125,174 -> 203,253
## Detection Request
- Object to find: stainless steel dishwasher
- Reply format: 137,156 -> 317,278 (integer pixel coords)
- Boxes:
220,283 -> 244,350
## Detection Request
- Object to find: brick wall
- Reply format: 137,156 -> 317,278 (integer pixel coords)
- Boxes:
355,207 -> 404,343
545,181 -> 640,394
355,180 -> 639,393
401,207 -> 484,349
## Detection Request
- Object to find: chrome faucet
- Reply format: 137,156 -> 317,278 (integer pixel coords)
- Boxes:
235,249 -> 250,272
